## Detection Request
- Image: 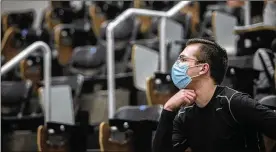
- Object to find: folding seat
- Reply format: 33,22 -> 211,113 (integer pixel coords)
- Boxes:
20,55 -> 42,92
113,105 -> 162,121
89,1 -> 133,38
131,19 -> 183,105
1,80 -> 44,151
54,24 -> 96,67
99,18 -> 135,59
99,122 -> 134,152
37,122 -> 85,152
1,80 -> 33,117
37,82 -> 89,152
54,24 -> 78,67
146,72 -> 178,106
68,17 -> 138,92
1,9 -> 34,34
68,45 -> 105,77
1,27 -> 20,63
1,9 -> 37,63
99,105 -> 162,152
174,1 -> 200,38
130,44 -> 158,105
44,7 -> 74,33
145,2 -> 199,39
198,10 -> 214,38
93,2 -> 133,20
38,75 -> 85,113
2,27 -> 39,62
212,11 -> 237,56
1,10 -> 43,82
88,3 -> 107,39
40,5 -> 73,47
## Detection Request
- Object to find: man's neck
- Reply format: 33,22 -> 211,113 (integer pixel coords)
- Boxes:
193,79 -> 217,108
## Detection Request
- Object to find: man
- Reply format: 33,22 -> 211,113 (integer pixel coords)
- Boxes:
152,38 -> 276,152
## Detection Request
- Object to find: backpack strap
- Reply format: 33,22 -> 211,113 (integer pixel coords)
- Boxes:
257,49 -> 276,94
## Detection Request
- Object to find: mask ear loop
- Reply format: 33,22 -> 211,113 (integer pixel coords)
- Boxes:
190,64 -> 205,78
191,74 -> 201,78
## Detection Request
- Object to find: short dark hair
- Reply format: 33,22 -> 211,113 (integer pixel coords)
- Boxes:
186,38 -> 228,84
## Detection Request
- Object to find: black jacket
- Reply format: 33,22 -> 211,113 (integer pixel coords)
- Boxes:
152,86 -> 276,152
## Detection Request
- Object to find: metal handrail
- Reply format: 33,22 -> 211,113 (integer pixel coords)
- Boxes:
106,1 -> 191,119
1,41 -> 52,125
244,1 -> 251,26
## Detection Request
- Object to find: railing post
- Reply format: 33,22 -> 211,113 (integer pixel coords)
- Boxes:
160,16 -> 167,73
244,1 -> 251,25
107,24 -> 116,119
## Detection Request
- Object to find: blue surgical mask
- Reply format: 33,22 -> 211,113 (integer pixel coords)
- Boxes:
171,61 -> 202,89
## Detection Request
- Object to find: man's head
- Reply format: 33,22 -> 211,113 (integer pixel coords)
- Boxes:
176,38 -> 228,88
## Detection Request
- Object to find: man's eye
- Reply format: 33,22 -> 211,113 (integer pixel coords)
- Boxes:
180,58 -> 187,62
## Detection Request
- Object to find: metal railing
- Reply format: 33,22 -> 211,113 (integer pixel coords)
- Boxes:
106,1 -> 191,118
244,1 -> 251,25
1,41 -> 52,124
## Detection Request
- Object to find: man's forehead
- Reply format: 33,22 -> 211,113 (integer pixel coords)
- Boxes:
179,44 -> 201,57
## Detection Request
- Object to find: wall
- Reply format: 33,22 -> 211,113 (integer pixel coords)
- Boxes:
1,1 -> 49,29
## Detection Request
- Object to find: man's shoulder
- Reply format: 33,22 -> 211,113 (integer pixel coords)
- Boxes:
216,86 -> 255,106
217,86 -> 246,100
219,86 -> 256,110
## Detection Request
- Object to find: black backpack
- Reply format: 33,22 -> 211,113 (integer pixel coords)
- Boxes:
257,48 -> 276,94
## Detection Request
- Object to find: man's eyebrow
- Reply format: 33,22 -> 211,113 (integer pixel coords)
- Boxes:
179,54 -> 186,58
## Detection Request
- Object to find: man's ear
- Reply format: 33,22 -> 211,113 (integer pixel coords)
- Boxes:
199,63 -> 209,75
